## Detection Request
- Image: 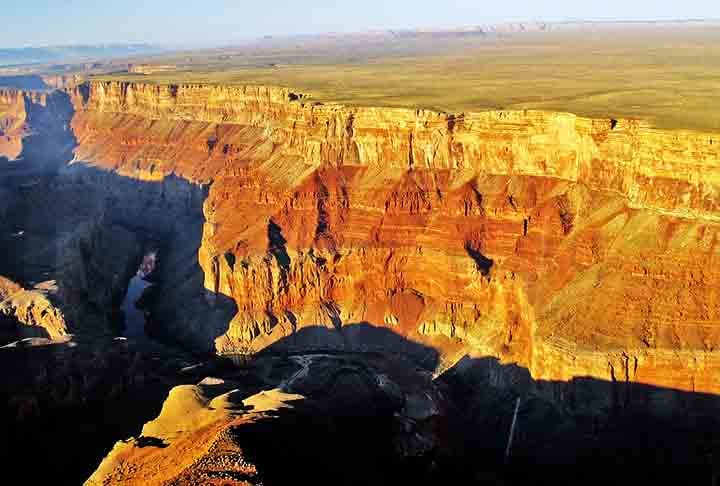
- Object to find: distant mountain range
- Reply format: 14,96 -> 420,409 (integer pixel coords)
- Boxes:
234,18 -> 720,51
3,20 -> 718,67
0,44 -> 164,67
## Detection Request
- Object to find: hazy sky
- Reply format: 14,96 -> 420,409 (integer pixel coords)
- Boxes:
4,0 -> 719,48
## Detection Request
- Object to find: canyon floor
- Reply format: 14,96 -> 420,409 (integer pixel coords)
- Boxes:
2,23 -> 720,485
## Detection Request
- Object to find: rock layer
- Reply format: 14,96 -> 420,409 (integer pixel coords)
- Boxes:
4,81 -> 720,397
0,276 -> 67,342
0,89 -> 27,160
0,88 -> 75,167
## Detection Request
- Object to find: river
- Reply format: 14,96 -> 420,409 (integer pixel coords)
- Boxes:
120,250 -> 157,338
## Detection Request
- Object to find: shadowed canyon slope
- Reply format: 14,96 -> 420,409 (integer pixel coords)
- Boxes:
62,81 -> 720,393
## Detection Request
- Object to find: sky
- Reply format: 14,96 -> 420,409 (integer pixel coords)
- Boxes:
4,0 -> 720,48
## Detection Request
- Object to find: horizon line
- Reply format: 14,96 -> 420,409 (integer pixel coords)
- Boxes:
3,17 -> 720,51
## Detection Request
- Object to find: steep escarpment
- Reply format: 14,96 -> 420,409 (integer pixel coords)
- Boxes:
0,89 -> 118,342
58,80 -> 720,401
73,81 -> 720,219
0,89 -> 26,160
1,85 -> 217,343
0,90 -> 220,482
3,80 -> 720,485
0,88 -> 75,168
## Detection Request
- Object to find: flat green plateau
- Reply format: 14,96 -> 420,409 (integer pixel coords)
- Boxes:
94,28 -> 720,132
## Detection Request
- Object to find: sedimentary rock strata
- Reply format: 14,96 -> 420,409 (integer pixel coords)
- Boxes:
3,79 -> 720,485
3,80 -> 720,395
0,276 -> 67,341
55,81 -> 720,396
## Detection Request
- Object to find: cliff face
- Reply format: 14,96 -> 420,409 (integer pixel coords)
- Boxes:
0,87 -> 76,173
0,88 -> 149,344
22,80 -> 720,395
0,89 -> 30,160
73,81 -> 720,217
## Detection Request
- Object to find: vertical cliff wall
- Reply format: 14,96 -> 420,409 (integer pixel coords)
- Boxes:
0,89 -> 27,160
0,88 -> 76,169
47,80 -> 720,397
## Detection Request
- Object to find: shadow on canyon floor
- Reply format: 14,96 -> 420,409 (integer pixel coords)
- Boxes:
1,85 -> 236,345
259,323 -> 441,369
435,355 -> 720,486
0,89 -> 240,484
230,325 -> 442,486
230,326 -> 720,486
0,338 -> 241,485
3,240 -> 720,485
0,170 -> 238,482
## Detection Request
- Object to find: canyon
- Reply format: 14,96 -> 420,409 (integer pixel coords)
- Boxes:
2,80 -> 720,485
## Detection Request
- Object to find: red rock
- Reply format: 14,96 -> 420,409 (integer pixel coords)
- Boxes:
4,80 -> 718,395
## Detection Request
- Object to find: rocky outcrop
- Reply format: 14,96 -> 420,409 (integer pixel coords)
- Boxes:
0,326 -> 213,485
85,383 -> 299,486
0,276 -> 67,342
85,351 -> 443,486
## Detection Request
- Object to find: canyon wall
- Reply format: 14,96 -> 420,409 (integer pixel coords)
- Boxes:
0,89 -> 27,160
73,81 -> 720,219
0,88 -> 76,167
0,88 -> 147,343
6,81 -> 720,397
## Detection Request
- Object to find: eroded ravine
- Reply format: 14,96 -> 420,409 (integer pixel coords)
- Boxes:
2,81 -> 720,485
0,89 -> 220,483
